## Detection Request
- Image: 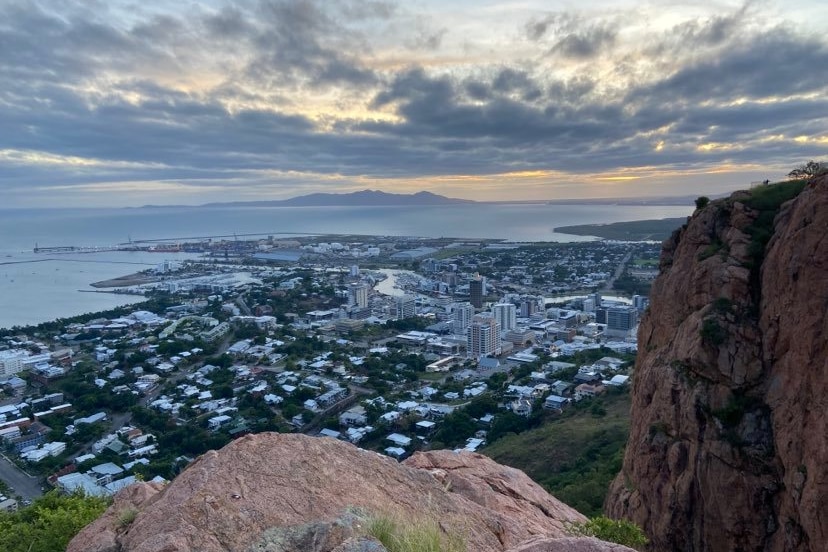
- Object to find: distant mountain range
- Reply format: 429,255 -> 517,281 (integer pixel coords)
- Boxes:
198,190 -> 475,208
137,189 -> 713,209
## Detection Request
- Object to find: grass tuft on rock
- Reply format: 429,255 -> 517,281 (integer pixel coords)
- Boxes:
365,515 -> 464,552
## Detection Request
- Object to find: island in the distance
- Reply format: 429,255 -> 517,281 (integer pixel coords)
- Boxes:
139,190 -> 475,209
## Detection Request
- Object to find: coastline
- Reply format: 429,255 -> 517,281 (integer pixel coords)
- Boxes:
90,272 -> 159,288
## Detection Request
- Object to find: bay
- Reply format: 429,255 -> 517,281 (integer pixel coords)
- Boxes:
0,203 -> 693,329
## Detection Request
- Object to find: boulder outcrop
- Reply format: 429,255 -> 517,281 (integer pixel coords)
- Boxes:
69,432 -> 633,552
606,176 -> 828,551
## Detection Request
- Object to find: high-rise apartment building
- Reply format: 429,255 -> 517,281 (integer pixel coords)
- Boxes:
467,315 -> 500,359
395,295 -> 417,320
520,299 -> 538,317
348,283 -> 369,308
451,302 -> 475,334
492,302 -> 517,332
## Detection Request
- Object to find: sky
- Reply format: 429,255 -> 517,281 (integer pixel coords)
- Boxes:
1,0 -> 827,207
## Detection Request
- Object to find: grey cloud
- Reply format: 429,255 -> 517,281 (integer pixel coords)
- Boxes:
673,1 -> 753,48
524,13 -> 618,59
526,19 -> 550,41
407,28 -> 448,51
244,0 -> 378,88
1,1 -> 827,203
464,80 -> 490,100
201,6 -> 254,38
525,13 -> 579,41
550,25 -> 617,59
336,1 -> 397,21
629,31 -> 828,106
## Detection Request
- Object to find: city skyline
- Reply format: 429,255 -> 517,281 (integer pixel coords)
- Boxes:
2,0 -> 827,208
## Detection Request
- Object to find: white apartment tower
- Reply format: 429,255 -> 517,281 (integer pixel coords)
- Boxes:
395,295 -> 417,320
348,283 -> 369,308
0,351 -> 25,377
451,302 -> 475,334
492,302 -> 517,332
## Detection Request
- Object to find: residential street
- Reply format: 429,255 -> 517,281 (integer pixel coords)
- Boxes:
602,250 -> 633,292
0,452 -> 43,501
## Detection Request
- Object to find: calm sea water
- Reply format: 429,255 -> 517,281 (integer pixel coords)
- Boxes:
0,204 -> 692,329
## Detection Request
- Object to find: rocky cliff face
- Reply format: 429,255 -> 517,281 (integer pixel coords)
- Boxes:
606,176 -> 828,551
69,433 -> 633,552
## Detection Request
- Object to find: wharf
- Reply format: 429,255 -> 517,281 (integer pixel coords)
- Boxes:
33,245 -> 120,254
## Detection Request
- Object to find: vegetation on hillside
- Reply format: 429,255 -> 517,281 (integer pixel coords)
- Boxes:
612,272 -> 651,296
743,178 -> 808,272
0,491 -> 109,552
570,516 -> 648,549
483,391 -> 630,517
366,514 -> 464,552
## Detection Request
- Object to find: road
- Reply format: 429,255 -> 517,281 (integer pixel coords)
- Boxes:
0,453 -> 42,501
602,250 -> 633,292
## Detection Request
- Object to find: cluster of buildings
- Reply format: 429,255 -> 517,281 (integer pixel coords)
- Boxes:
0,237 -> 650,502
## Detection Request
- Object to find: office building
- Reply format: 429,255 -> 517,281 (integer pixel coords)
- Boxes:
469,276 -> 484,309
606,306 -> 639,335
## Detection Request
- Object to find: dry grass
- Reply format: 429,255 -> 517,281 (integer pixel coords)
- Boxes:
365,515 -> 464,552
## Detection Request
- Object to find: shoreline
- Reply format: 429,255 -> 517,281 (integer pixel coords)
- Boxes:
90,272 -> 160,288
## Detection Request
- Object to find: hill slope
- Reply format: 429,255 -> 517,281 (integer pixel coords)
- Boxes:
484,392 -> 630,517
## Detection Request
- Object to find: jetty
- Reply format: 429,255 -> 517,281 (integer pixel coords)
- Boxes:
33,244 -> 120,254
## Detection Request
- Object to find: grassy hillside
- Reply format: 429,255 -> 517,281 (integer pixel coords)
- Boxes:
483,391 -> 631,517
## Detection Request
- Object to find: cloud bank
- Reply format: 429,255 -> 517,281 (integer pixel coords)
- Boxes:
1,0 -> 826,206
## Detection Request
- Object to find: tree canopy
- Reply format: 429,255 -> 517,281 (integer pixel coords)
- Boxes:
788,160 -> 826,179
0,491 -> 109,552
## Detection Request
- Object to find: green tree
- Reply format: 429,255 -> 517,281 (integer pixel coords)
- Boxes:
0,491 -> 110,552
432,411 -> 477,448
787,160 -> 826,179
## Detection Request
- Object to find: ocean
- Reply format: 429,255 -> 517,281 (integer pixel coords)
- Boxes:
0,203 -> 693,329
